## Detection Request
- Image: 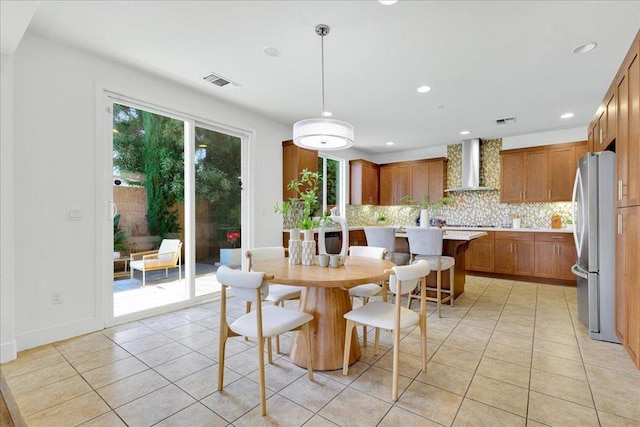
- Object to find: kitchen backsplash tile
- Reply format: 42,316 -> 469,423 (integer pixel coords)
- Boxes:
346,138 -> 573,229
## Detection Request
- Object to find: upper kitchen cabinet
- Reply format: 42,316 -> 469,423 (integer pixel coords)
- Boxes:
501,141 -> 587,203
379,158 -> 447,206
616,34 -> 639,208
282,140 -> 318,200
350,159 -> 379,205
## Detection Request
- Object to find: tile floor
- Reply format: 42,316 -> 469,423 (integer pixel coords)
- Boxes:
1,276 -> 639,426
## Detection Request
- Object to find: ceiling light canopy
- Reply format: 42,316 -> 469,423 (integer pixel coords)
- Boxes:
560,112 -> 574,119
293,24 -> 354,151
460,130 -> 470,135
379,0 -> 398,5
417,85 -> 431,93
572,42 -> 597,54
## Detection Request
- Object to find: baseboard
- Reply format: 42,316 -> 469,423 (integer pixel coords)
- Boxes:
0,339 -> 17,364
14,318 -> 103,353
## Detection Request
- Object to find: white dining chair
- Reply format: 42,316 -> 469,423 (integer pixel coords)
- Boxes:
364,226 -> 410,265
246,247 -> 305,353
217,266 -> 313,416
342,260 -> 431,401
347,245 -> 388,346
406,227 -> 455,317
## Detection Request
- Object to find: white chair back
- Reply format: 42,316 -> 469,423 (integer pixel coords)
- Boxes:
157,239 -> 181,261
406,227 -> 443,256
349,245 -> 386,260
246,247 -> 285,269
388,260 -> 430,295
217,265 -> 269,302
363,227 -> 396,254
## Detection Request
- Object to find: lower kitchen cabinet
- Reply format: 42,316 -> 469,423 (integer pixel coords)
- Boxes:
465,232 -> 495,272
534,233 -> 576,281
616,206 -> 640,368
349,229 -> 367,246
494,232 -> 535,276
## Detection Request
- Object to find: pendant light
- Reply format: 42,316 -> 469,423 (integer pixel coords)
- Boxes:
293,24 -> 354,151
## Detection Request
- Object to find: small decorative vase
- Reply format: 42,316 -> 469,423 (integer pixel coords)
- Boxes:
288,228 -> 302,265
301,229 -> 316,266
420,209 -> 430,228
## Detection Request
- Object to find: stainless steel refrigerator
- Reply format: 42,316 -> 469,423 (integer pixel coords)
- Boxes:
571,151 -> 619,343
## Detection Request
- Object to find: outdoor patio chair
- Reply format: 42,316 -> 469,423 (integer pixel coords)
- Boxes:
129,239 -> 182,287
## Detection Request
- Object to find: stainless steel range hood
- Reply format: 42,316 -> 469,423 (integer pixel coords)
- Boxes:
445,138 -> 497,192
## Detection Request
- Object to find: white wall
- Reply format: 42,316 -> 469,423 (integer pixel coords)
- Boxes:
9,33 -> 291,354
1,53 -> 17,363
502,127 -> 587,149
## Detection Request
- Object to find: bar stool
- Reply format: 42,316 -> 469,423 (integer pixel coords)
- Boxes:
364,226 -> 410,265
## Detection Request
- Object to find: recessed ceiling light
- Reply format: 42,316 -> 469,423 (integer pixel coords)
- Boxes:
572,42 -> 597,54
560,112 -> 574,119
379,0 -> 398,5
460,131 -> 471,135
417,85 -> 431,93
322,111 -> 332,117
263,46 -> 282,57
437,105 -> 445,109
385,141 -> 395,146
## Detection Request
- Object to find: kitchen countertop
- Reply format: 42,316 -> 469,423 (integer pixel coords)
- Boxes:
288,225 -> 574,234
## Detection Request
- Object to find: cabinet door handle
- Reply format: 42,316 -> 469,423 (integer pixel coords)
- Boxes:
549,189 -> 551,199
513,243 -> 517,254
618,215 -> 623,235
599,128 -> 603,144
550,236 -> 563,239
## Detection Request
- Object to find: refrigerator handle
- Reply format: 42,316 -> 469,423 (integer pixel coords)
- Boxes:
571,264 -> 588,279
571,168 -> 581,256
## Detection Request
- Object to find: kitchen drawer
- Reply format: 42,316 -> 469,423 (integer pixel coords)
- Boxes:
494,231 -> 534,241
534,232 -> 573,244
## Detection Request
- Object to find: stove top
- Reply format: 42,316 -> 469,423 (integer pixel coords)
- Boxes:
446,224 -> 497,228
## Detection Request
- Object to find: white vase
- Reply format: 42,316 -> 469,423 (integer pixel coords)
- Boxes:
288,228 -> 302,265
301,229 -> 316,265
420,209 -> 430,228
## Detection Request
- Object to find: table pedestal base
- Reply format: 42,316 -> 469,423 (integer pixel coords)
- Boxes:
290,287 -> 361,371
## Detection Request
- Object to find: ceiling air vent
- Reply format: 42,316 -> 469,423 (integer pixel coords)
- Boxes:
496,117 -> 517,125
203,72 -> 240,88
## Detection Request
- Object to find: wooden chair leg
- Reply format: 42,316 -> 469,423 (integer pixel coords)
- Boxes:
449,267 -> 455,306
303,324 -> 313,380
374,327 -> 380,356
244,301 -> 252,342
343,320 -> 355,375
258,336 -> 267,416
436,269 -> 442,318
218,327 -> 228,391
362,297 -> 369,347
392,328 -> 400,401
267,337 -> 273,364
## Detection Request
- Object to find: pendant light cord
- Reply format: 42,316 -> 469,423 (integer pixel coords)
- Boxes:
320,32 -> 326,115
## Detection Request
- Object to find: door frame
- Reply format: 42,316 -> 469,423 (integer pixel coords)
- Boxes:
95,83 -> 253,327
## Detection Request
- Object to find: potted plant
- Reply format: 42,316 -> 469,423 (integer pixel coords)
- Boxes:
113,213 -> 128,258
275,168 -> 327,234
401,195 -> 453,227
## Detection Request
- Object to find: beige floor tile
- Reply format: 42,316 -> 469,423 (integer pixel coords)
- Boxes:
115,384 -> 196,426
585,364 -> 640,421
533,338 -> 582,362
319,387 -> 391,427
483,341 -> 532,367
349,365 -> 413,403
490,330 -> 533,350
426,316 -> 460,333
414,360 -> 474,396
476,356 -> 531,388
153,351 -> 215,382
197,337 -> 252,362
78,410 -> 127,426
531,351 -> 587,381
81,356 -> 148,389
466,375 -> 528,417
395,380 -> 463,425
177,329 -> 219,350
68,345 -> 131,374
530,368 -> 593,407
431,344 -> 482,372
176,365 -> 240,399
54,333 -> 116,360
453,398 -> 526,427
14,375 -> 91,417
119,332 -> 174,355
234,394 -> 314,426
528,390 -> 599,426
135,341 -> 193,367
302,415 -> 340,426
0,346 -> 65,379
161,322 -> 209,340
110,324 -> 158,345
279,371 -> 346,413
144,314 -> 193,332
525,420 -> 548,427
201,377 -> 275,422
24,392 -> 110,427
154,402 -> 227,426
443,333 -> 488,354
378,406 -> 441,426
246,358 -> 309,392
451,323 -> 493,341
318,360 -> 371,386
598,410 -> 640,426
5,361 -> 77,395
96,369 -> 169,408
374,348 -> 427,378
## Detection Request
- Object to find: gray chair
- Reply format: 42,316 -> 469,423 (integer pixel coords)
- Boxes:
405,227 -> 455,317
364,226 -> 410,265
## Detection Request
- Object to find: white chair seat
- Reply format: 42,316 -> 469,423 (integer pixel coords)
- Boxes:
413,255 -> 455,270
264,284 -> 304,303
348,283 -> 382,298
344,301 -> 419,330
130,259 -> 167,270
231,305 -> 313,338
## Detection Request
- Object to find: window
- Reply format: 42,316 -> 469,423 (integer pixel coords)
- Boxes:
318,155 -> 346,214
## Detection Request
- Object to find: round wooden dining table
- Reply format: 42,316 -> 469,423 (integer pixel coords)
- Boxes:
252,256 -> 395,371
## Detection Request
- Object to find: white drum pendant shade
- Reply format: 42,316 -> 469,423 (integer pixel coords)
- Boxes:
293,118 -> 354,150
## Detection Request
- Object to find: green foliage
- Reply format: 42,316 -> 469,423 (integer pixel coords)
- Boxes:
275,168 -> 328,230
401,194 -> 454,215
113,213 -> 128,252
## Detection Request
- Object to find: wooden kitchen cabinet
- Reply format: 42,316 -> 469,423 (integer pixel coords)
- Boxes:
534,233 -> 576,281
465,231 -> 494,272
379,158 -> 446,205
350,159 -> 379,205
282,140 -> 318,200
549,142 -> 588,202
494,232 -> 535,276
349,229 -> 367,246
597,89 -> 617,150
616,206 -> 640,367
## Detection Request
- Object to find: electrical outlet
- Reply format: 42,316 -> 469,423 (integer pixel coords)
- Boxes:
51,291 -> 63,305
66,208 -> 83,221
